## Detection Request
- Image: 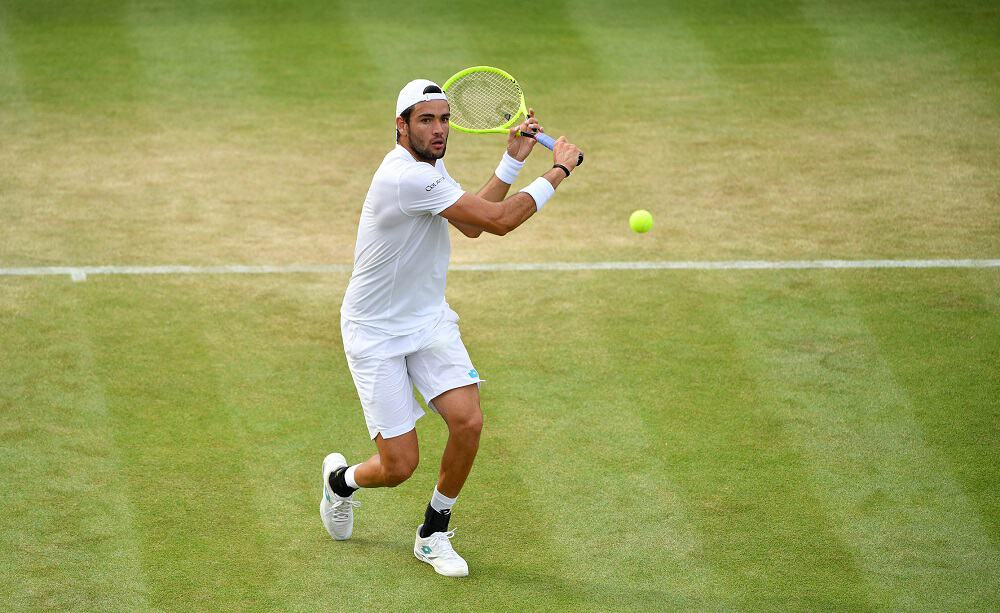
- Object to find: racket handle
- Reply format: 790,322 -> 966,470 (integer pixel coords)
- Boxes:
525,131 -> 584,166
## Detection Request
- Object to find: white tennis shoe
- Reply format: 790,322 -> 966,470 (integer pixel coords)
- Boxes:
320,452 -> 360,541
413,525 -> 469,577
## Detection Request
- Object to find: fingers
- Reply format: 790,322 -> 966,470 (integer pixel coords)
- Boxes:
517,108 -> 539,135
510,118 -> 540,138
552,136 -> 582,170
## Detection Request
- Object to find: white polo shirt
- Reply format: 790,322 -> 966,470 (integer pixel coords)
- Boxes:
341,145 -> 465,336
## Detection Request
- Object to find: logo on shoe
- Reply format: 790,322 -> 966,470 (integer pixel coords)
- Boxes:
468,369 -> 478,379
421,545 -> 433,554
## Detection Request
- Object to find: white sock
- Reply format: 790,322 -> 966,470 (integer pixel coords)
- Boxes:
345,464 -> 361,490
430,487 -> 457,513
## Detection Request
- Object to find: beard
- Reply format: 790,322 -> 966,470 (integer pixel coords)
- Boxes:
411,137 -> 446,162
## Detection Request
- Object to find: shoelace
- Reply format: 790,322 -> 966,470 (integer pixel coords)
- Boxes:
427,529 -> 461,560
325,498 -> 361,522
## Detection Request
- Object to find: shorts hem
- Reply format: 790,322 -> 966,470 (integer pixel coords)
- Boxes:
423,378 -> 484,413
369,412 -> 424,440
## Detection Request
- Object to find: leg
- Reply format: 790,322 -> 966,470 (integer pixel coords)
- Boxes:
410,384 -> 480,577
322,427 -> 419,541
353,429 -> 420,488
430,384 -> 483,498
326,320 -> 426,541
404,311 -> 480,574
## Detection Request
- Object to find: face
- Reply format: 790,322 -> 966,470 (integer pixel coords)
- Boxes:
398,99 -> 450,162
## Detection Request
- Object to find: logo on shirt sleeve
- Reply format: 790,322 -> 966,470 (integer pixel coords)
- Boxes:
425,177 -> 445,191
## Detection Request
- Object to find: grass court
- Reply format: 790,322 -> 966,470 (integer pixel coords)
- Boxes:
1,1 -> 998,610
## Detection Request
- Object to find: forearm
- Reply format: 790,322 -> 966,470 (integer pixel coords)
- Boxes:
484,193 -> 537,236
477,175 -> 512,202
478,151 -> 526,202
487,169 -> 566,235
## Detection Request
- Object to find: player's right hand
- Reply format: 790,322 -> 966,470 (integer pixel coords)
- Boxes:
553,137 -> 582,172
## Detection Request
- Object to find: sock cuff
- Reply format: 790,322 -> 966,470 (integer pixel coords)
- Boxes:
345,464 -> 361,490
430,487 -> 457,513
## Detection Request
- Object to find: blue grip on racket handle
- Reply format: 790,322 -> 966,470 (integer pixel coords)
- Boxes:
527,131 -> 584,166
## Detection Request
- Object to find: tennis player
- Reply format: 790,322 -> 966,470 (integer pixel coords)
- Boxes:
321,78 -> 582,577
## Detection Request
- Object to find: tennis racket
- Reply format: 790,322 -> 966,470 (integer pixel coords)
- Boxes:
442,66 -> 584,166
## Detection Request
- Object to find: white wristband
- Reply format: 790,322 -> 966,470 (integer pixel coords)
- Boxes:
519,177 -> 556,211
494,152 -> 525,185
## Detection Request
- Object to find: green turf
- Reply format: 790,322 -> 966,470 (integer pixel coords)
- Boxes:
1,0 -> 998,610
1,271 -> 997,610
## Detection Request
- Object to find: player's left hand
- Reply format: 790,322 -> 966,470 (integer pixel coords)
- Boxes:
507,108 -> 540,162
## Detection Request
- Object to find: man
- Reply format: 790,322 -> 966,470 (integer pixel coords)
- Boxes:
321,78 -> 582,577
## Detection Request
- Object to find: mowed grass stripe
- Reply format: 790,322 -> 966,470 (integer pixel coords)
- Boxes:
460,0 -> 603,91
194,275 -> 338,609
723,270 -> 1000,609
125,1 -> 257,113
561,2 -> 723,262
81,280 -> 281,608
0,281 -> 151,609
467,273 -> 744,609
1,1 -> 144,115
225,1 -> 377,106
852,270 -> 1000,550
0,4 -> 32,124
800,1 -> 1000,258
460,273 -> 873,609
189,275 -> 406,610
671,0 -> 839,118
598,271 -> 872,609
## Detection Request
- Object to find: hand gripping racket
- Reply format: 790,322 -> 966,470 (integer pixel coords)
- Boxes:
442,66 -> 584,166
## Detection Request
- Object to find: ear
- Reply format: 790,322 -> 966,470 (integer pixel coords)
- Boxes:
395,116 -> 407,136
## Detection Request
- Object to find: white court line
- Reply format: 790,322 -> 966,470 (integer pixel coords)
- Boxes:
0,260 -> 998,282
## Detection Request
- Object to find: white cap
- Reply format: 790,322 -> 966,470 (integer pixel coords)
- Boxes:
396,79 -> 448,117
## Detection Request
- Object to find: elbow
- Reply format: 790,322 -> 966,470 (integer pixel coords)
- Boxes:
483,207 -> 516,236
486,223 -> 509,236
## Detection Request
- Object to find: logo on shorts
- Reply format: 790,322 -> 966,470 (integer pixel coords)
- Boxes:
468,369 -> 479,379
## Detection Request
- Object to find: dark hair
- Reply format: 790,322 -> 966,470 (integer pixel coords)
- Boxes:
396,106 -> 413,143
396,84 -> 444,142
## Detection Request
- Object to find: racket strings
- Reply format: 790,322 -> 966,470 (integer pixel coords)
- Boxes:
447,71 -> 523,130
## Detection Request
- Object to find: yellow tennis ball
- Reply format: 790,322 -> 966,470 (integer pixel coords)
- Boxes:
629,209 -> 653,233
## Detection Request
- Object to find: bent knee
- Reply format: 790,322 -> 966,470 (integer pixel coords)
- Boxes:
383,457 -> 418,486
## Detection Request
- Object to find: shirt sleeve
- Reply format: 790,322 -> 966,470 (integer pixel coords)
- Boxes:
398,163 -> 465,216
437,160 -> 462,191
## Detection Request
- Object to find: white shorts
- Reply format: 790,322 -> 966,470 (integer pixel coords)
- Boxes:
341,306 -> 483,440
